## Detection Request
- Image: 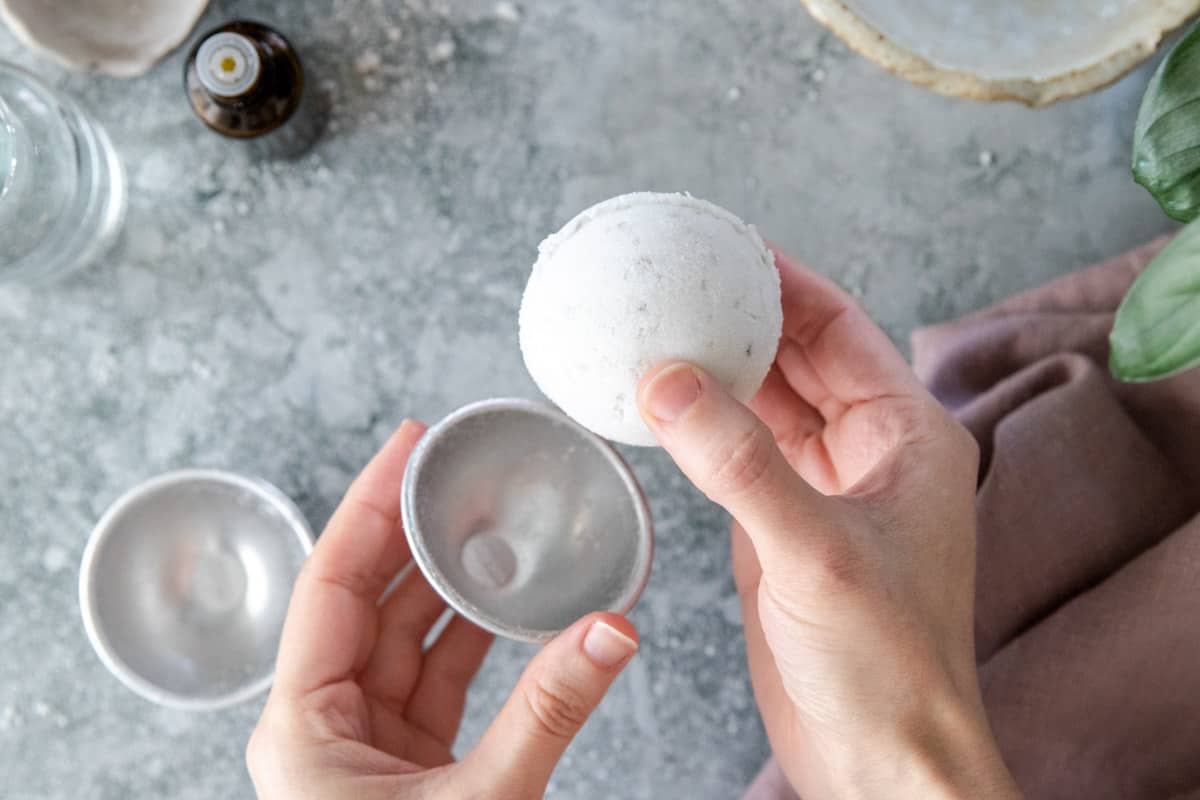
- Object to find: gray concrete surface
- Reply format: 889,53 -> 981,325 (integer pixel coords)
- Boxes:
0,1 -> 1176,798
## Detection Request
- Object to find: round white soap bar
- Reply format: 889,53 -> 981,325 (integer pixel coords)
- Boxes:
519,192 -> 783,447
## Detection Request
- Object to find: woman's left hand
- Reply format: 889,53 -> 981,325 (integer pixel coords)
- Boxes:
248,420 -> 639,800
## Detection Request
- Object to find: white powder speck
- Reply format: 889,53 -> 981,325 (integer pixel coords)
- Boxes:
41,545 -> 69,574
703,643 -> 717,657
0,284 -> 30,320
354,49 -> 382,76
494,1 -> 522,23
31,700 -> 50,718
811,67 -> 827,83
190,358 -> 214,380
364,75 -> 383,92
0,705 -> 17,730
386,27 -> 403,42
979,150 -> 996,167
726,86 -> 742,102
429,37 -> 456,64
134,152 -> 174,193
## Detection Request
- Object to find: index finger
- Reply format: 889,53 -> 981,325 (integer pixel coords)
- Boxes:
773,248 -> 924,409
273,419 -> 427,698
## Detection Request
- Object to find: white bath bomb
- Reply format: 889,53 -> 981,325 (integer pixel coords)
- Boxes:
519,192 -> 783,447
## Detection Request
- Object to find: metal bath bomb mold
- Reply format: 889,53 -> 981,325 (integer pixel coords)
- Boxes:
80,470 -> 313,710
402,398 -> 654,643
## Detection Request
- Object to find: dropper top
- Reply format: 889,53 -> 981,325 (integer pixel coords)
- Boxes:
195,31 -> 262,98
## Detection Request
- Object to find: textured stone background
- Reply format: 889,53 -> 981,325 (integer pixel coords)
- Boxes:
0,1 -> 1175,798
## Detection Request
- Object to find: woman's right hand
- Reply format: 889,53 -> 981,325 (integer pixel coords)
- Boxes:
637,251 -> 1022,799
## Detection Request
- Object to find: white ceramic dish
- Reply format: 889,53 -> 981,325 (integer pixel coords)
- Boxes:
0,0 -> 210,77
799,0 -> 1200,106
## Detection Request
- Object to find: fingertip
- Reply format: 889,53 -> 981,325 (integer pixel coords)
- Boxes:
764,242 -> 804,275
636,362 -> 670,396
637,361 -> 704,426
579,614 -> 639,670
556,611 -> 639,648
464,612 -> 637,797
395,418 -> 428,441
637,359 -> 697,398
584,611 -> 639,645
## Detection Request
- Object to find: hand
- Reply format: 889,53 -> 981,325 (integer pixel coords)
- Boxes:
248,420 -> 640,800
637,253 -> 1022,799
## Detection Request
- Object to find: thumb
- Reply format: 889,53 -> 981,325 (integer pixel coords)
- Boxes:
460,613 -> 638,798
638,361 -> 841,568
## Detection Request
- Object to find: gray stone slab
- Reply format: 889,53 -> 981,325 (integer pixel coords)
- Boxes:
0,1 -> 1175,798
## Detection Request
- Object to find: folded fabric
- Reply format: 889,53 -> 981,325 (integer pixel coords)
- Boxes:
744,239 -> 1200,799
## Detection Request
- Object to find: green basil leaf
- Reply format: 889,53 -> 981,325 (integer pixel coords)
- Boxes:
1133,20 -> 1200,223
1110,220 -> 1200,382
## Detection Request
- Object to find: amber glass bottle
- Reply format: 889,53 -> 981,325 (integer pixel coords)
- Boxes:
185,21 -> 303,136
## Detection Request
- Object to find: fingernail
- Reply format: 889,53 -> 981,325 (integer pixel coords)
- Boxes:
642,363 -> 701,423
582,621 -> 639,669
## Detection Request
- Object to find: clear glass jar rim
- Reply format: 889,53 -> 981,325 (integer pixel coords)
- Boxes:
0,93 -> 16,202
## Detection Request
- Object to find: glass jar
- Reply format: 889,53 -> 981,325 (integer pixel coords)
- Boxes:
0,61 -> 126,284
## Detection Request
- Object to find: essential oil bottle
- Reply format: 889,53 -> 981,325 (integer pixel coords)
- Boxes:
185,21 -> 324,157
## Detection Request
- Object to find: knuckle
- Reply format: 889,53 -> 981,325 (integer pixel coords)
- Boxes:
298,557 -> 383,601
905,398 -> 950,445
522,677 -> 591,741
814,552 -> 860,594
893,395 -> 931,432
707,424 -> 775,500
869,395 -> 927,443
807,538 -> 865,595
854,397 -> 933,459
295,557 -> 329,591
926,406 -> 979,471
898,398 -> 975,460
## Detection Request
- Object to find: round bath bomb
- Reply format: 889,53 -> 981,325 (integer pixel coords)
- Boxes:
519,192 -> 783,447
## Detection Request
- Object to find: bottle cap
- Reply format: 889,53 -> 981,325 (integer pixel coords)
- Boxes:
195,31 -> 262,98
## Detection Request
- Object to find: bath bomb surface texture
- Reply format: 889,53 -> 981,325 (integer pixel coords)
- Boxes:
519,192 -> 783,447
